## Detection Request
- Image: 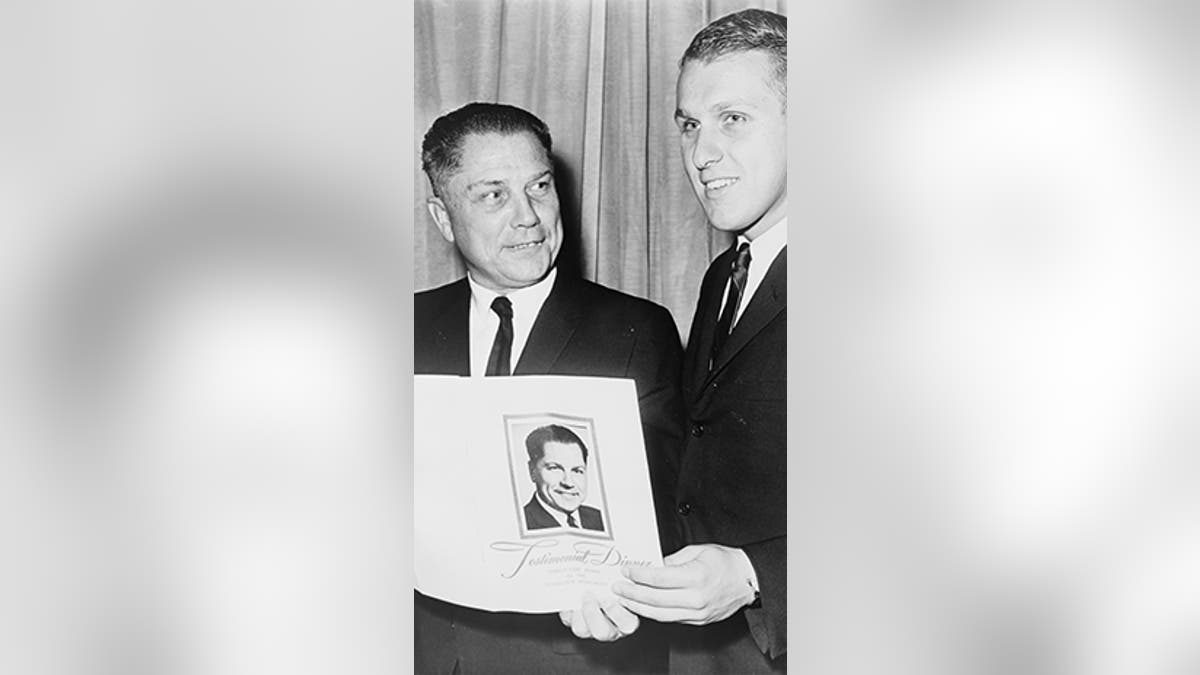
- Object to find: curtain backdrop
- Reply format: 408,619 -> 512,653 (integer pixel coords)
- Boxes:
414,0 -> 786,339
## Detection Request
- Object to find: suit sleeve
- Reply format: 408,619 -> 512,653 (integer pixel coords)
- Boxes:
743,535 -> 786,659
625,305 -> 686,555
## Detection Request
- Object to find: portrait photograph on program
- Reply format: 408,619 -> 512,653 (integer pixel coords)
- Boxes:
504,413 -> 613,540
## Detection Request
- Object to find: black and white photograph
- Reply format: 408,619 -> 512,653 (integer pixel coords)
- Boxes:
12,0 -> 1200,674
504,414 -> 613,538
413,1 -> 787,672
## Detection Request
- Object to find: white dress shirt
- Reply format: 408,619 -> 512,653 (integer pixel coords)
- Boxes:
467,267 -> 557,377
719,218 -> 787,325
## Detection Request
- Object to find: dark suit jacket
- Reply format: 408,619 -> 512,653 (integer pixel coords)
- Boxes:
414,271 -> 684,675
672,244 -> 787,674
524,496 -> 605,532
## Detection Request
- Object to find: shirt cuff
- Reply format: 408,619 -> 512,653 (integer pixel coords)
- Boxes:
735,547 -> 760,604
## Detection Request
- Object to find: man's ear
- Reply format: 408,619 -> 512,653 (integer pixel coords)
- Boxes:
527,461 -> 537,483
427,197 -> 455,244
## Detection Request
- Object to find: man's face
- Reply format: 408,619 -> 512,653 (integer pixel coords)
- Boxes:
427,131 -> 563,292
676,50 -> 787,239
529,440 -> 587,514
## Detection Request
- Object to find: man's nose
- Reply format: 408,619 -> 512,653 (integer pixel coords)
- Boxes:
559,473 -> 577,488
691,127 -> 724,171
510,192 -> 540,229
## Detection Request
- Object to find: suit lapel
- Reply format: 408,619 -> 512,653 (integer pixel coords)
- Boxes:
706,247 -> 786,383
513,271 -> 583,375
526,497 -> 557,529
426,279 -> 471,376
686,246 -> 737,396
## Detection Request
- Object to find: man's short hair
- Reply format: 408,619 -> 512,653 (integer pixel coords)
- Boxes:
525,424 -> 588,465
681,9 -> 787,100
421,102 -> 553,200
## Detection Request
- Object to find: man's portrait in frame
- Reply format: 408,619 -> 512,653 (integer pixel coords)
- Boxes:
504,414 -> 613,540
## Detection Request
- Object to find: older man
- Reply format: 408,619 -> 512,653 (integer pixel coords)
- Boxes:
414,102 -> 684,674
523,424 -> 605,532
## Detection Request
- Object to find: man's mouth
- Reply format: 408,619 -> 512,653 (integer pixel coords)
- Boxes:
703,177 -> 739,194
507,240 -> 544,251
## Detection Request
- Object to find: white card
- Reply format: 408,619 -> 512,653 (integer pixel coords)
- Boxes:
414,375 -> 663,613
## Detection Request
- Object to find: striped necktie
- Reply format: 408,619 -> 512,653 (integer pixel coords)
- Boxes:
711,242 -> 751,367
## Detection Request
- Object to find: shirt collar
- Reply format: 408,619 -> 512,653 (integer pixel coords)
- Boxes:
467,266 -> 558,318
535,491 -> 576,527
738,217 -> 787,264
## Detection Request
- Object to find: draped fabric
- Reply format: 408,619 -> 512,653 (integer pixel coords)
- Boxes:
414,0 -> 786,339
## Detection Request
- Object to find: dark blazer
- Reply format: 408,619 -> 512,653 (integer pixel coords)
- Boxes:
671,244 -> 787,674
414,270 -> 684,675
524,496 -> 605,532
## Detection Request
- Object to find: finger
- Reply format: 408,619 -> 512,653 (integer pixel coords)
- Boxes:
613,579 -> 702,610
569,604 -> 593,639
599,599 -> 640,636
615,595 -> 701,624
581,598 -> 619,641
559,610 -> 573,628
662,545 -> 705,566
622,562 -> 701,589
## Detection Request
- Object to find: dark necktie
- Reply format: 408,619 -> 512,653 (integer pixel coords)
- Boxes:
711,242 -> 752,367
485,296 -> 513,376
567,513 -> 579,528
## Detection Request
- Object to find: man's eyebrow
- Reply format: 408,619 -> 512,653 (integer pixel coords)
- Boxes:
675,99 -> 757,119
524,169 -> 553,184
463,178 -> 506,192
708,98 -> 757,112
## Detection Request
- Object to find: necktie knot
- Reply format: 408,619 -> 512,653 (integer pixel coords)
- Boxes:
567,513 -> 579,528
491,295 -> 513,320
731,242 -> 752,290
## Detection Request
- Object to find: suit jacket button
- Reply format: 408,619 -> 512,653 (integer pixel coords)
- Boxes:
677,502 -> 692,516
691,423 -> 704,437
